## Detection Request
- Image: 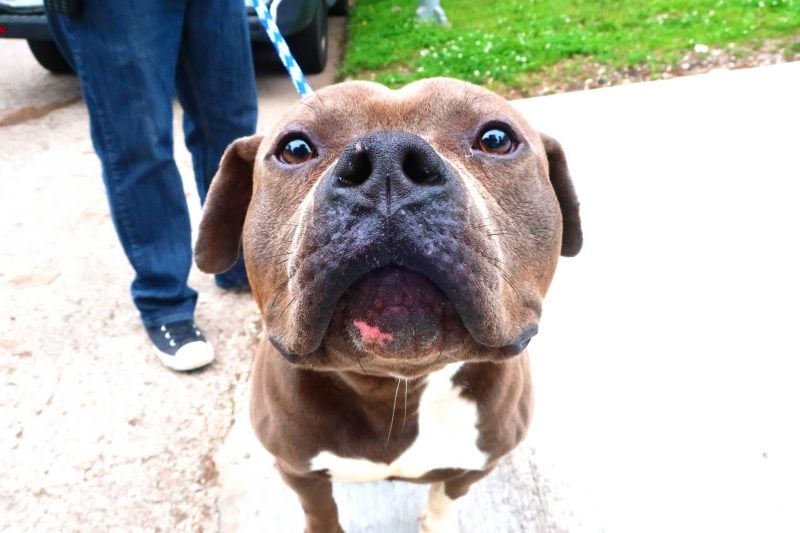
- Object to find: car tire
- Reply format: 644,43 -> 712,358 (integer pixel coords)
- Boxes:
329,0 -> 348,16
286,0 -> 328,74
27,40 -> 73,74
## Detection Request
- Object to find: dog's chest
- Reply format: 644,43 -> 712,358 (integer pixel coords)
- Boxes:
309,363 -> 488,482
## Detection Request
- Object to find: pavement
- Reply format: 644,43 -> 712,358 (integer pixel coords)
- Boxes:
2,18 -> 799,533
514,61 -> 800,533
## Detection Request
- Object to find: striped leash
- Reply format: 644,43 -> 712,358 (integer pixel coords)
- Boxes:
250,0 -> 314,97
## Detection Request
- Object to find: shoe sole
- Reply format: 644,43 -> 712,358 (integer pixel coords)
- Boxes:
153,342 -> 215,372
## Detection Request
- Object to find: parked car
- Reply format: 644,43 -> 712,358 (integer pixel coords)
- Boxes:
0,0 -> 347,74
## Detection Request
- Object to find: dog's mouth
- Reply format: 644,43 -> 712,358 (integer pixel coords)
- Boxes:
268,250 -> 540,366
328,265 -> 463,359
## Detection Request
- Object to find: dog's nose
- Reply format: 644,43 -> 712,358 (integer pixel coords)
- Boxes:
326,131 -> 450,215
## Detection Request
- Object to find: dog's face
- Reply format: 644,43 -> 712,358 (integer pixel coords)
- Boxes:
196,78 -> 581,377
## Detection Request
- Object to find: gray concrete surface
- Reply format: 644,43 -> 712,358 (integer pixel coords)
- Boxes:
513,62 -> 800,533
2,18 -> 800,533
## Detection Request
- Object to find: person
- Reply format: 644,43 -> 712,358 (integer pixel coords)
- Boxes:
47,1 -> 258,371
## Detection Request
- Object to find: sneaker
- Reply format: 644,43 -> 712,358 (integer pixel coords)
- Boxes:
145,320 -> 215,371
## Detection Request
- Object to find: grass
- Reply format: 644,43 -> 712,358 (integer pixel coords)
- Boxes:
338,0 -> 800,96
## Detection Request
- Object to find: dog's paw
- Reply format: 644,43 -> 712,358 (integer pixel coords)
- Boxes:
418,513 -> 459,533
418,483 -> 459,533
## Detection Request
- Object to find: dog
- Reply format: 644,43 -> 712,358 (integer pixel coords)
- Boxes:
195,78 -> 582,532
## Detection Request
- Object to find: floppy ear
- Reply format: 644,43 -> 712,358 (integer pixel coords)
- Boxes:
541,133 -> 583,257
195,135 -> 263,274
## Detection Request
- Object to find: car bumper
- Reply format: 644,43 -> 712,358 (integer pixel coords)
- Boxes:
0,12 -> 51,39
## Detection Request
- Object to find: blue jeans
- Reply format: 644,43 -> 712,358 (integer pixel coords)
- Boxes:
47,0 -> 258,327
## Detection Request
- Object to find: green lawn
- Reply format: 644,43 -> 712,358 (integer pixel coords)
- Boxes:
338,0 -> 800,96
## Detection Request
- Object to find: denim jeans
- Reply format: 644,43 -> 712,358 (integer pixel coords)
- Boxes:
47,0 -> 258,327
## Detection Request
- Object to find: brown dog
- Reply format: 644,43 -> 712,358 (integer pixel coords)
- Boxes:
195,78 -> 581,532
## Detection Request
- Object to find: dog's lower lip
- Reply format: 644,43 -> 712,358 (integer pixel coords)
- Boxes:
287,251 -> 539,357
269,336 -> 304,362
337,265 -> 453,353
500,325 -> 538,356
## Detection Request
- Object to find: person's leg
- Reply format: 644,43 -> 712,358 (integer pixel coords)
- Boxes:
47,1 -> 200,326
176,0 -> 258,289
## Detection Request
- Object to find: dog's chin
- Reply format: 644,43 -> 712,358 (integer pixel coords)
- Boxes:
326,265 -> 465,361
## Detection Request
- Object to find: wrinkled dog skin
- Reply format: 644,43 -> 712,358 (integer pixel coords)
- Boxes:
196,78 -> 581,532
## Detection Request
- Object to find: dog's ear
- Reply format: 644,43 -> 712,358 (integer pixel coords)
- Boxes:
541,133 -> 583,257
195,135 -> 263,274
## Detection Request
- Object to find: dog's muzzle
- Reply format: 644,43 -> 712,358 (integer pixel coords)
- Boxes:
278,130 -> 534,360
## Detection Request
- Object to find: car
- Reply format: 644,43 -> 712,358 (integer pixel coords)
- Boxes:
0,0 -> 347,74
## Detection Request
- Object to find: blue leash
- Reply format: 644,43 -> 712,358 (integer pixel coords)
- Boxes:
250,0 -> 315,97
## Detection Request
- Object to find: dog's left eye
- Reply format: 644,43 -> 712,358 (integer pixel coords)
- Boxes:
278,137 -> 316,164
476,127 -> 514,155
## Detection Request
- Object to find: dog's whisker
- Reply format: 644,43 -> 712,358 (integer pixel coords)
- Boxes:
432,342 -> 446,367
260,251 -> 294,260
270,267 -> 300,309
270,282 -> 288,307
275,295 -> 297,321
486,231 -> 524,237
469,212 -> 503,231
483,258 -> 522,299
355,354 -> 367,374
477,250 -> 503,265
402,379 -> 408,433
478,250 -> 521,296
386,378 -> 402,444
457,329 -> 468,351
272,222 -> 302,228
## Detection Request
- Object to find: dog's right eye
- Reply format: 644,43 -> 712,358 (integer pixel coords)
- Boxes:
278,137 -> 316,164
476,127 -> 514,155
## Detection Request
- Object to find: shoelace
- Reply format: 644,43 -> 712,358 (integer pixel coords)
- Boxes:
159,322 -> 202,348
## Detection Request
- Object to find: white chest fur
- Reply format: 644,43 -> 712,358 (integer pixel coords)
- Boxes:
309,363 -> 488,482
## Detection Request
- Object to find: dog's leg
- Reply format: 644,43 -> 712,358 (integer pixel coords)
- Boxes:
419,471 -> 491,533
276,464 -> 343,533
419,482 -> 459,533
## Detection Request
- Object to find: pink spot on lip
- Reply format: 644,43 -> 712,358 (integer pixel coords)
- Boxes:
353,320 -> 393,345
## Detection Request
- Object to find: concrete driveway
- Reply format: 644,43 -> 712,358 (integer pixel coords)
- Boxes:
2,19 -> 799,532
514,62 -> 800,533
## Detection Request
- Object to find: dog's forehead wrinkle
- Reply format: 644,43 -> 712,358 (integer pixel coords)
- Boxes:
299,97 -> 321,117
282,80 -> 529,143
290,81 -> 502,140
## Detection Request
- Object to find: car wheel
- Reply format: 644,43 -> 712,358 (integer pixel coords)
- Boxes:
329,0 -> 348,16
27,40 -> 73,74
286,0 -> 328,74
